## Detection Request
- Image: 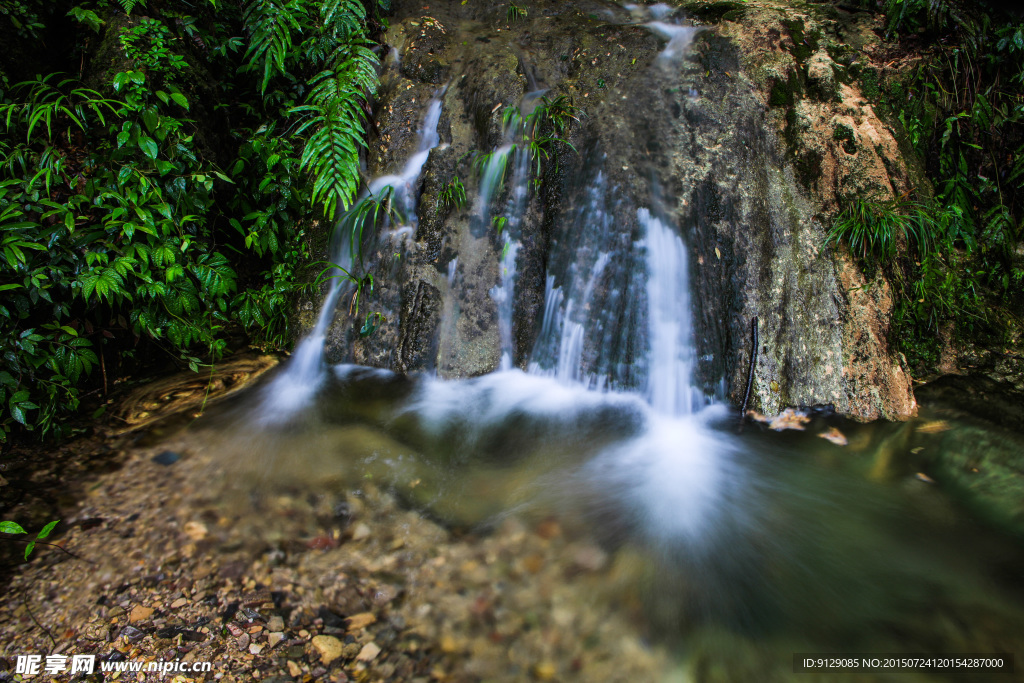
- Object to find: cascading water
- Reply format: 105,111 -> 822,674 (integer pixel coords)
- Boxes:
255,94 -> 443,422
201,4 -> 1024,675
480,93 -> 542,369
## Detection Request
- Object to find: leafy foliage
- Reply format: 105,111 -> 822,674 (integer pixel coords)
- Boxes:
0,0 -> 380,441
838,0 -> 1024,367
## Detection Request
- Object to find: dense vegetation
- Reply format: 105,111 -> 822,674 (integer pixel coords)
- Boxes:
831,0 -> 1024,369
0,0 -> 386,441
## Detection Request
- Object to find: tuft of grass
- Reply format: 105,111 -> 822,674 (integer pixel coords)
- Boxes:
827,197 -> 937,261
507,3 -> 528,22
437,176 -> 467,214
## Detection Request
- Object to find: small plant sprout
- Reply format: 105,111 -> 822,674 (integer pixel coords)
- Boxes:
1,520 -> 60,560
438,176 -> 467,213
359,311 -> 386,337
507,3 -> 528,22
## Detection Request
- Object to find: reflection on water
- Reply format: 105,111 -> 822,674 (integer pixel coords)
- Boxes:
189,364 -> 1024,680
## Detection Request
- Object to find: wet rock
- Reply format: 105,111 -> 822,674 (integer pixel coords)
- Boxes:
151,450 -> 181,466
119,625 -> 146,643
312,635 -> 344,665
267,616 -> 285,632
267,632 -> 286,648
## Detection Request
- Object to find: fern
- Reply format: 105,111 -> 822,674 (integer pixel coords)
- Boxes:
243,0 -> 302,95
117,0 -> 144,15
291,45 -> 379,219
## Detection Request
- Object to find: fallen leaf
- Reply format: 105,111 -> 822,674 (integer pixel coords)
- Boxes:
917,420 -> 950,434
818,427 -> 847,446
768,408 -> 810,431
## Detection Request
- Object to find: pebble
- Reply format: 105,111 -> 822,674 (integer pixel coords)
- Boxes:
267,616 -> 285,632
236,633 -> 250,651
287,661 -> 302,677
267,632 -> 285,648
120,626 -> 145,643
356,642 -> 381,662
170,598 -> 188,609
351,523 -> 371,541
533,661 -> 557,680
345,612 -> 376,631
312,635 -> 343,665
128,606 -> 154,623
183,520 -> 208,541
249,642 -> 264,655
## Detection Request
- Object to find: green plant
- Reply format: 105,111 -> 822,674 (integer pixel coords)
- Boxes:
828,197 -> 936,261
492,215 -> 508,236
359,310 -> 385,337
1,520 -> 59,560
67,6 -> 104,33
438,176 -> 466,213
507,2 -> 527,22
120,17 -> 188,77
115,0 -> 145,15
315,263 -> 374,316
0,0 -> 383,441
337,186 -> 400,263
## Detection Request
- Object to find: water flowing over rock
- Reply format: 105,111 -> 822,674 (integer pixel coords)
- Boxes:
311,0 -> 917,421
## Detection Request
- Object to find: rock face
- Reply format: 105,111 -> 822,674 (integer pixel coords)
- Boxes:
319,0 -> 918,421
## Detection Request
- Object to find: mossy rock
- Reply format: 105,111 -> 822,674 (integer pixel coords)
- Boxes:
833,123 -> 856,154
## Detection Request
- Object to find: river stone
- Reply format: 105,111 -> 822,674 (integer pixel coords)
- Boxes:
128,605 -> 154,623
312,635 -> 344,665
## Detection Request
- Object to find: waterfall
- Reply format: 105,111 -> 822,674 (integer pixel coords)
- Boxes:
254,94 -> 444,423
479,93 -> 542,369
639,208 -> 703,415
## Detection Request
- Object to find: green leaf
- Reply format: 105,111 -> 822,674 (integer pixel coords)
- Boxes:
36,520 -> 59,540
169,92 -> 189,110
0,521 -> 27,534
24,540 -> 35,560
139,136 -> 159,159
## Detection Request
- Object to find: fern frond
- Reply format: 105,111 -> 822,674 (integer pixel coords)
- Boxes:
300,104 -> 364,219
322,0 -> 365,40
243,0 -> 302,95
293,46 -> 378,219
118,0 -> 142,15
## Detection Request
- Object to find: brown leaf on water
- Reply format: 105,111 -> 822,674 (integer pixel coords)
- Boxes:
745,410 -> 770,423
917,420 -> 950,434
818,427 -> 848,446
768,408 -> 810,431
